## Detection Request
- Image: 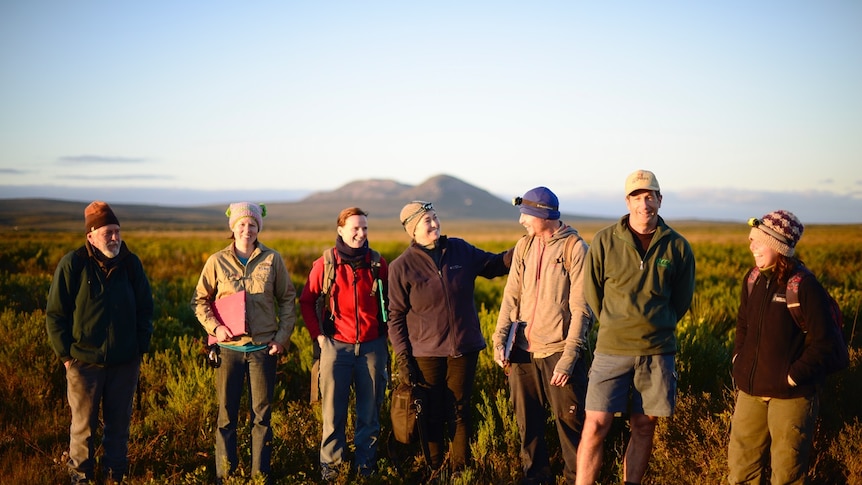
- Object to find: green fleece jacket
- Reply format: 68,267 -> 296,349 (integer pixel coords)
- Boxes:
45,242 -> 154,365
585,215 -> 695,355
494,223 -> 594,376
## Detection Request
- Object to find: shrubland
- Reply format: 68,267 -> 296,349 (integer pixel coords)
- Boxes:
1,222 -> 860,484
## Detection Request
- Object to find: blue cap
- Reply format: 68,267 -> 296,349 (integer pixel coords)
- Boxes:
513,186 -> 560,220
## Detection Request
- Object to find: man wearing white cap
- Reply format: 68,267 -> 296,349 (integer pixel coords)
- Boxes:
577,171 -> 696,485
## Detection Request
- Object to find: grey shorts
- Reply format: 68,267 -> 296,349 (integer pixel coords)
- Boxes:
585,352 -> 678,417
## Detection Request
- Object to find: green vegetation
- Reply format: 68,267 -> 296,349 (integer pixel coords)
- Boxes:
1,224 -> 860,484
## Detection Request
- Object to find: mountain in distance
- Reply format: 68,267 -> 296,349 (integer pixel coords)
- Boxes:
250,173 -> 605,229
278,174 -> 532,220
0,174 -> 607,231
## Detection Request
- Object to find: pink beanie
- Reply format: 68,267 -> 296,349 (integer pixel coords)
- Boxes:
226,202 -> 266,231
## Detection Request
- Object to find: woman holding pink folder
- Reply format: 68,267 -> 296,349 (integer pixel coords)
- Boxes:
192,202 -> 296,484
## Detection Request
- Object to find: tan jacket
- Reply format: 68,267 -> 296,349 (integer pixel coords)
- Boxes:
494,224 -> 594,376
192,242 -> 296,348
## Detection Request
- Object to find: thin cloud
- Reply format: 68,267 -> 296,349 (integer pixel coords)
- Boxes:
63,174 -> 173,181
58,155 -> 148,164
0,168 -> 30,174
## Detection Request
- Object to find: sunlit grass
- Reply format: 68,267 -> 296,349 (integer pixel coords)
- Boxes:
1,223 -> 860,484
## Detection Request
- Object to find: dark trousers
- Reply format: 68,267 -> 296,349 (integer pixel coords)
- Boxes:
414,351 -> 480,471
215,346 -> 277,479
508,348 -> 587,484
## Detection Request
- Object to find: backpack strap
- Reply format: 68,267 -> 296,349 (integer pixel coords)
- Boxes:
748,265 -> 809,332
746,266 -> 761,297
517,234 -> 579,272
319,248 -> 387,324
315,249 -> 338,332
516,235 -> 533,269
324,248 -> 381,294
70,246 -> 138,297
321,248 -> 337,295
369,249 -> 387,323
784,269 -> 809,332
369,249 -> 381,293
68,247 -> 89,298
562,233 -> 579,274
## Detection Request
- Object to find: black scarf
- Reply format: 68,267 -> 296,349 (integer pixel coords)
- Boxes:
419,238 -> 444,269
87,240 -> 128,276
335,236 -> 369,267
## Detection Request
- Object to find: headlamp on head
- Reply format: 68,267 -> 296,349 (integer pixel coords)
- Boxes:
512,197 -> 557,211
401,202 -> 434,227
748,216 -> 791,244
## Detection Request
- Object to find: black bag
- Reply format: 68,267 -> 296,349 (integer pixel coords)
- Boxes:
390,383 -> 425,444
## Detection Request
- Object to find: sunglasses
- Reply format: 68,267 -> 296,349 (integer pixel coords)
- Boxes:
401,202 -> 434,227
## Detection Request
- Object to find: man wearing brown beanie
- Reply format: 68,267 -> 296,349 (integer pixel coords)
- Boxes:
46,201 -> 154,484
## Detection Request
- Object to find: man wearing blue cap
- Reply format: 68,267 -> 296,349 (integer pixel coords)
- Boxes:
493,186 -> 594,485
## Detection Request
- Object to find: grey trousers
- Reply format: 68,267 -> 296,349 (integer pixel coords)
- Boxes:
66,357 -> 141,481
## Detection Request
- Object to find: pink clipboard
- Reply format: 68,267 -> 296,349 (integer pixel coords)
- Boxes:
208,290 -> 247,345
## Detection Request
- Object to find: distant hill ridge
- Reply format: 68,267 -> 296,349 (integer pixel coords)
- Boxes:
293,174 -> 526,222
0,174 -> 602,231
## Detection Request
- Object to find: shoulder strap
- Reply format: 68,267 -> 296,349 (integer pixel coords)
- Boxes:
746,267 -> 761,296
517,235 -> 533,268
563,233 -> 579,273
369,249 -> 387,323
746,266 -> 808,331
517,234 -> 578,270
322,248 -> 384,304
71,247 -> 88,275
68,248 -> 88,297
784,269 -> 809,332
369,248 -> 382,291
123,253 -> 137,286
370,248 -> 381,278
321,248 -> 337,295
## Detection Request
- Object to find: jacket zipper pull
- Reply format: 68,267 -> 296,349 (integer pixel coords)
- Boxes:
639,260 -> 644,270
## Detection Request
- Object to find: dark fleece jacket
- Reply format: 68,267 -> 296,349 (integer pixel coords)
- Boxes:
733,265 -> 837,398
388,236 -> 511,358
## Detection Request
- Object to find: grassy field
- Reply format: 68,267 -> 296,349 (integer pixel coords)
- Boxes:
1,221 -> 860,484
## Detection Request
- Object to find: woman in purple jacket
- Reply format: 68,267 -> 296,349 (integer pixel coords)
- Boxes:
388,201 -> 512,474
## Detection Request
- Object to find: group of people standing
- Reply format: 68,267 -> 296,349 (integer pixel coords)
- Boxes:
45,168 -> 843,484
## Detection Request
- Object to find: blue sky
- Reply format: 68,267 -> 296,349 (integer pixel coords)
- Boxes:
1,1 -> 860,223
